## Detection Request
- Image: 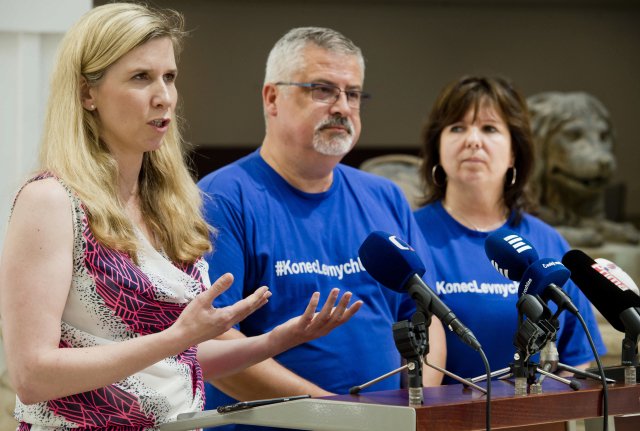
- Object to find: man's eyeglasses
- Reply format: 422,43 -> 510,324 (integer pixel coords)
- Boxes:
275,82 -> 371,109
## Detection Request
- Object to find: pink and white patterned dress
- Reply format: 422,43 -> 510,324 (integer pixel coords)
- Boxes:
14,174 -> 209,430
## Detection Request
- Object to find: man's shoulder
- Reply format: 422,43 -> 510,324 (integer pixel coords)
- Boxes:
337,163 -> 405,196
338,163 -> 390,181
198,151 -> 262,192
413,202 -> 437,220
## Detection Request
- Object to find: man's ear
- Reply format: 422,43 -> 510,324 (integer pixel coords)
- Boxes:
263,83 -> 278,117
80,76 -> 96,111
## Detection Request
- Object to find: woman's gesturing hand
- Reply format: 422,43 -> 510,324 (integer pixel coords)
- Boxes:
172,273 -> 271,348
272,288 -> 363,349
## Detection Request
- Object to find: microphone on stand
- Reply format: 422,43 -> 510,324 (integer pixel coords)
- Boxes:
485,230 -> 577,315
484,230 -> 608,428
485,230 -> 566,380
562,250 -> 640,334
353,231 -> 491,415
562,249 -> 640,384
485,230 -> 613,387
358,231 -> 481,351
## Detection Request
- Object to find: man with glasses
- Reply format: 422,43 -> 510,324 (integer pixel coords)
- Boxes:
198,27 -> 445,430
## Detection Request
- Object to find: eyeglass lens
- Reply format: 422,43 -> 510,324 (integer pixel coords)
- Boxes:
311,85 -> 363,108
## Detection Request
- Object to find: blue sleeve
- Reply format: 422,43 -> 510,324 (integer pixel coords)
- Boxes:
201,192 -> 246,310
394,192 -> 437,322
408,216 -> 438,289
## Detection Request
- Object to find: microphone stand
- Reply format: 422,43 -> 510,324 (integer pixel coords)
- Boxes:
620,308 -> 640,384
584,308 -> 640,384
349,311 -> 487,404
529,340 -> 556,394
471,302 -> 581,394
537,340 -> 615,388
393,313 -> 427,405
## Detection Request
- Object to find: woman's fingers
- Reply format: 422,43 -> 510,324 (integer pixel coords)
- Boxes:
303,288 -> 338,327
303,289 -> 362,333
317,288 -> 340,318
246,286 -> 272,312
200,273 -> 235,305
301,292 -> 321,321
222,285 -> 271,324
340,297 -> 363,321
328,291 -> 358,323
268,289 -> 364,350
191,282 -> 361,347
178,276 -> 271,345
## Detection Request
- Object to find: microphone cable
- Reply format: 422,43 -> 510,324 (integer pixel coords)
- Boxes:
575,311 -> 609,431
478,347 -> 492,431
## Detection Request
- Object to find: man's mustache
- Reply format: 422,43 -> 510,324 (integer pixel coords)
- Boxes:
316,116 -> 353,135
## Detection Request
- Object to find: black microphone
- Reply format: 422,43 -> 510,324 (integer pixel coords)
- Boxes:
358,231 -> 482,351
562,250 -> 640,334
485,229 -> 578,315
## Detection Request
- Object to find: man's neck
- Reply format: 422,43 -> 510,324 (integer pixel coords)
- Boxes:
260,140 -> 339,193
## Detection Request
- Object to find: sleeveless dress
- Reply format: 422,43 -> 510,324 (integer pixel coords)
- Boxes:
13,174 -> 209,431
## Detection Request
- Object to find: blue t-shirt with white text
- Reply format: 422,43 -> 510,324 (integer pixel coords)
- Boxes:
414,200 -> 606,383
198,149 -> 437,430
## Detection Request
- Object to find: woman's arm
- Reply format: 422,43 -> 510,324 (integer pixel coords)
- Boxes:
197,288 -> 362,380
203,328 -> 334,400
0,179 -> 270,405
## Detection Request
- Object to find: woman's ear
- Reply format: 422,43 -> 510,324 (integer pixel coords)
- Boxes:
80,77 -> 96,111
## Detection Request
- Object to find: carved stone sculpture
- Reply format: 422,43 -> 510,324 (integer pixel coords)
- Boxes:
360,154 -> 423,209
527,92 -> 639,246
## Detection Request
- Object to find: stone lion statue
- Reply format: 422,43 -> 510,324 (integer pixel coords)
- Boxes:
527,91 -> 639,246
360,154 -> 423,209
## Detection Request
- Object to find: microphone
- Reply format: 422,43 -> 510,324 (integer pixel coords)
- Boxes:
358,231 -> 481,351
485,229 -> 578,315
485,231 -> 601,394
562,250 -> 640,333
484,230 -> 538,280
563,250 -> 640,387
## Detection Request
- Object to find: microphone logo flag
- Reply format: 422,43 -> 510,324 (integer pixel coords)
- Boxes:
593,258 -> 639,295
389,235 -> 413,252
503,234 -> 534,254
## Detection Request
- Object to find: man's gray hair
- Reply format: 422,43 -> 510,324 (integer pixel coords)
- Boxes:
264,27 -> 365,84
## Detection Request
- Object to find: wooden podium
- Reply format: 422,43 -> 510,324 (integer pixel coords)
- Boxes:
160,379 -> 640,431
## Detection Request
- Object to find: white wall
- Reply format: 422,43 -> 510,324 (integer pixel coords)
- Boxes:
0,1 -> 91,427
0,0 -> 91,248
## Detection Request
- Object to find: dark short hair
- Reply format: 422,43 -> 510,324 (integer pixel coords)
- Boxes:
419,75 -> 535,223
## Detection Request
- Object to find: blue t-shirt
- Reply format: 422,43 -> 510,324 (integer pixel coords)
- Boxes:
198,149 -> 437,431
414,200 -> 606,383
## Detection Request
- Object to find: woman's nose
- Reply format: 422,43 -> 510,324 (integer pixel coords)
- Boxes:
465,127 -> 482,149
152,81 -> 171,107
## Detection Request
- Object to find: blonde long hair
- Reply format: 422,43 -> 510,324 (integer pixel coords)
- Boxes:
39,3 -> 211,264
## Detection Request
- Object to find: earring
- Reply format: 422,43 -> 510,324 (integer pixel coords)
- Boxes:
88,104 -> 95,111
507,166 -> 517,186
432,164 -> 446,187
